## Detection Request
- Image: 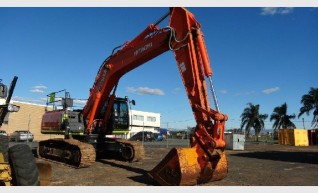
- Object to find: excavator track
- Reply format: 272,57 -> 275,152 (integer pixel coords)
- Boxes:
116,139 -> 145,162
37,138 -> 96,168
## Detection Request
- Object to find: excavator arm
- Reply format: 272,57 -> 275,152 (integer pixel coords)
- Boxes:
83,7 -> 228,185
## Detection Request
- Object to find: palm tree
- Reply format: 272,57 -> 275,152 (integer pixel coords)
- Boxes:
270,103 -> 296,139
298,87 -> 318,128
240,103 -> 268,142
270,102 -> 296,130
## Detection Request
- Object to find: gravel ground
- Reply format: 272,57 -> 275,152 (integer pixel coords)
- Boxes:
34,139 -> 318,186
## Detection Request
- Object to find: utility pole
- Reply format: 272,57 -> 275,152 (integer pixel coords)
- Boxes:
27,114 -> 31,143
166,122 -> 169,148
302,118 -> 305,129
142,121 -> 144,146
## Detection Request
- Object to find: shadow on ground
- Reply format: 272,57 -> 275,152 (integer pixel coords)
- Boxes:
231,151 -> 318,164
97,159 -> 156,185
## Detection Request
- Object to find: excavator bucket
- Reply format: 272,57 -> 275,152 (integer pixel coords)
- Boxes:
148,144 -> 228,186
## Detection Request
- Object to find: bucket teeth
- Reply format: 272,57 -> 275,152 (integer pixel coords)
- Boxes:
148,146 -> 228,186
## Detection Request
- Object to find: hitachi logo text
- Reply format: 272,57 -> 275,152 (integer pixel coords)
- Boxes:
134,42 -> 152,56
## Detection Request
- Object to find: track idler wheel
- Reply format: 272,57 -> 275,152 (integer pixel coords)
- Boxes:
148,144 -> 228,185
121,145 -> 134,161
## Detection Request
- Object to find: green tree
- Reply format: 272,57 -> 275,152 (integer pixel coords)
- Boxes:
298,87 -> 318,128
270,102 -> 296,131
240,103 -> 268,142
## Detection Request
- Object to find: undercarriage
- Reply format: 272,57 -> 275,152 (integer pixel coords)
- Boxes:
37,135 -> 144,168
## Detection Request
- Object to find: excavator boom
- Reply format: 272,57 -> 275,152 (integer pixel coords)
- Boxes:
82,7 -> 228,185
82,25 -> 170,132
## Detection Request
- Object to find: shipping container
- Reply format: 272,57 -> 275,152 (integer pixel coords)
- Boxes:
278,129 -> 309,146
307,129 -> 317,145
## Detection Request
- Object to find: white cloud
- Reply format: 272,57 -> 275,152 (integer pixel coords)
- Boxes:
73,99 -> 87,107
262,87 -> 280,94
127,87 -> 165,96
261,8 -> 294,16
30,85 -> 47,93
220,90 -> 228,94
12,96 -> 47,105
234,91 -> 256,96
172,87 -> 182,94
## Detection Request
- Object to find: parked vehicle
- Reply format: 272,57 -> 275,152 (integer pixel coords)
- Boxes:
0,130 -> 8,136
129,131 -> 155,141
154,133 -> 164,141
9,130 -> 34,142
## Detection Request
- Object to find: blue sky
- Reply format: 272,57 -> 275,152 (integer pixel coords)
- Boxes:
0,7 -> 317,130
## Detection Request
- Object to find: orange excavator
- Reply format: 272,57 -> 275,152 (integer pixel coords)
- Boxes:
38,7 -> 228,185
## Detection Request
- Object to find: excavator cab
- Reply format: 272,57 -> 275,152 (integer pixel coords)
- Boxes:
99,97 -> 131,134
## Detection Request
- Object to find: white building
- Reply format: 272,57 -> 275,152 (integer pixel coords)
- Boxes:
112,109 -> 161,139
130,109 -> 160,135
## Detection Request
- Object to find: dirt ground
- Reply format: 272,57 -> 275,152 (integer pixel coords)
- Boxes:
43,141 -> 318,186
